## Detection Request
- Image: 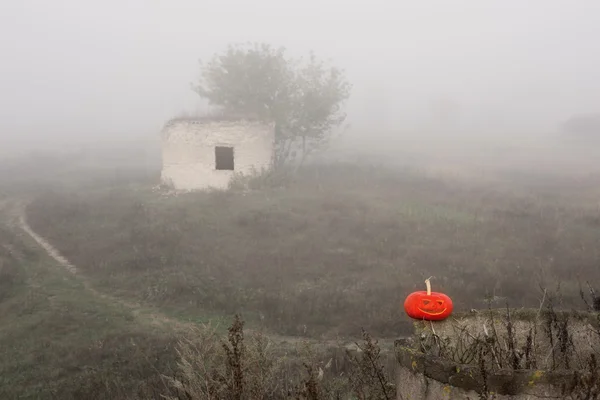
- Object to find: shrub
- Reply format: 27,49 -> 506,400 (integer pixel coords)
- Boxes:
165,315 -> 395,400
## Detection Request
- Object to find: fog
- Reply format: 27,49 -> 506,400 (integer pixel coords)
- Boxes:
3,4 -> 600,396
1,0 -> 600,157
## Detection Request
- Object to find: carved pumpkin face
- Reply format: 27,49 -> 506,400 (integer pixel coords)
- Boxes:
403,278 -> 453,321
404,291 -> 453,321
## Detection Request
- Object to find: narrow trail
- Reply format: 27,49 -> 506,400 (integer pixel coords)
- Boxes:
11,200 -> 361,349
19,213 -> 77,274
16,201 -> 194,331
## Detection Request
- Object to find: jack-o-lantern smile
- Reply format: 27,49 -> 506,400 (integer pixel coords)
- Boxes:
417,299 -> 447,315
417,308 -> 448,316
404,278 -> 453,321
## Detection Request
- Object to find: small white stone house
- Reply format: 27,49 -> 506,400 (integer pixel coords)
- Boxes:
160,117 -> 275,191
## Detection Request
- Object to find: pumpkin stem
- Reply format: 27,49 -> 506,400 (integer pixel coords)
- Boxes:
425,277 -> 433,295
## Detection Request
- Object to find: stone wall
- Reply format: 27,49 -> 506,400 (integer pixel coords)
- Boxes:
396,342 -> 576,399
161,119 -> 275,191
414,309 -> 600,367
395,309 -> 600,399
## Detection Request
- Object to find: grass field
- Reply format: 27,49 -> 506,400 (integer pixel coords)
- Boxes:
0,193 -> 397,399
4,135 -> 600,398
0,201 -> 179,399
25,161 -> 600,340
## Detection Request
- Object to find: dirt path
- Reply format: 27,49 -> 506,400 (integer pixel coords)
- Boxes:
15,201 -> 194,331
20,213 -> 78,274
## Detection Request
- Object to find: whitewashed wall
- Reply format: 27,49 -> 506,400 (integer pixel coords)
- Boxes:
161,119 -> 275,190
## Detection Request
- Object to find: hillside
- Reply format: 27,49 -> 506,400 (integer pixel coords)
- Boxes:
25,163 -> 600,339
0,200 -> 178,399
0,195 -> 398,399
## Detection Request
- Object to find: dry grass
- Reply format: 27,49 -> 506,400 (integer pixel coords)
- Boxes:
164,314 -> 395,400
25,163 -> 600,340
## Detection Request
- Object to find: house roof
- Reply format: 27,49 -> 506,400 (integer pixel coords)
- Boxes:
160,112 -> 274,140
164,112 -> 267,125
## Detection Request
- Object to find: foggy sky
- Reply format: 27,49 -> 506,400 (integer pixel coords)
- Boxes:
1,0 -> 599,154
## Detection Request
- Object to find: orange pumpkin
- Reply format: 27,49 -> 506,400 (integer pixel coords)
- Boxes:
404,278 -> 453,321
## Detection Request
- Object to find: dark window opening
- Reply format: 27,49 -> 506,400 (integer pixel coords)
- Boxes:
215,146 -> 234,170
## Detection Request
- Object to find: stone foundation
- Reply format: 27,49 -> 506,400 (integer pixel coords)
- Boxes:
395,309 -> 600,399
396,342 -> 577,399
